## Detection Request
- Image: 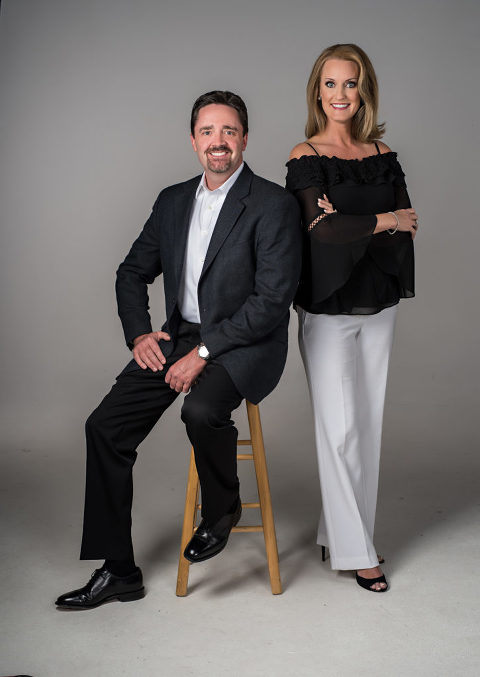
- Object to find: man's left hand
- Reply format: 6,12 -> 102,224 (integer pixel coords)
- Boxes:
165,348 -> 207,393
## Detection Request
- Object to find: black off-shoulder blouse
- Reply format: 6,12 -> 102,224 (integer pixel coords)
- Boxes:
285,149 -> 415,314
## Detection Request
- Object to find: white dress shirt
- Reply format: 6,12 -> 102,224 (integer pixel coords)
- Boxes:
178,162 -> 244,323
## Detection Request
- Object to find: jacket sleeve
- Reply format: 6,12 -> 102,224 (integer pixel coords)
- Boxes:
115,193 -> 164,348
201,192 -> 302,358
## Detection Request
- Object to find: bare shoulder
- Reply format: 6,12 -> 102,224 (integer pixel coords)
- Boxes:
376,140 -> 392,154
288,142 -> 317,161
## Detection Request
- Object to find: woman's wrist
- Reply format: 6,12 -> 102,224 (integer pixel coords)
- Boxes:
374,212 -> 399,234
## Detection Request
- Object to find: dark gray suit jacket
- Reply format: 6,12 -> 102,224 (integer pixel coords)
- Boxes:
115,163 -> 301,404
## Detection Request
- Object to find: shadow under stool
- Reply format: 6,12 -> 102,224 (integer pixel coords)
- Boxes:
176,400 -> 282,596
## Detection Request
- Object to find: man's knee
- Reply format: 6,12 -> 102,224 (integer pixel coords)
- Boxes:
85,404 -> 109,439
181,397 -> 227,431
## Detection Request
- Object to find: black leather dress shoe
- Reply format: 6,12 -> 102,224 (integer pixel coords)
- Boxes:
55,565 -> 144,610
184,499 -> 242,563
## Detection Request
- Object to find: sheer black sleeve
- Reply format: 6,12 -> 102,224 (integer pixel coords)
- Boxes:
292,184 -> 377,244
367,175 -> 415,293
286,166 -> 376,305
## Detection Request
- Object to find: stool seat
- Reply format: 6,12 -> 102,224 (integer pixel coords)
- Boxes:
176,401 -> 282,596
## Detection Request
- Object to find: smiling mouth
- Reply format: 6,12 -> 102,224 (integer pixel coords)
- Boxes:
331,103 -> 350,110
207,147 -> 231,158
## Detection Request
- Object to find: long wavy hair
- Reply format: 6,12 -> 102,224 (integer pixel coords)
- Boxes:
305,43 -> 385,142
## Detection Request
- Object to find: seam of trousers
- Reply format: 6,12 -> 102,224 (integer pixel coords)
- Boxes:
355,323 -> 376,568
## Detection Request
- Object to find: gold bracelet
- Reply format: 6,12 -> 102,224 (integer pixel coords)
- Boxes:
307,212 -> 327,232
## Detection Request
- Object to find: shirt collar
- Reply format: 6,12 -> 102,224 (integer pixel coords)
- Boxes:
195,162 -> 245,199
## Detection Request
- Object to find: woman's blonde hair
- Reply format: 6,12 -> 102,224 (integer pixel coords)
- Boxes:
305,43 -> 385,142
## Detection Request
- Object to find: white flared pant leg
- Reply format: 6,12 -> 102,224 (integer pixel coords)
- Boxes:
298,305 -> 397,570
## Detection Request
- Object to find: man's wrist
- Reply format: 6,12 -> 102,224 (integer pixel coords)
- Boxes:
133,333 -> 148,346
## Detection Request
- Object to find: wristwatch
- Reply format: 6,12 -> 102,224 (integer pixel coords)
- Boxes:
197,342 -> 210,361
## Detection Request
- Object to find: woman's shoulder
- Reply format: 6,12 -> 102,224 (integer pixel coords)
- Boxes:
286,142 -> 328,191
288,141 -> 319,161
375,140 -> 392,154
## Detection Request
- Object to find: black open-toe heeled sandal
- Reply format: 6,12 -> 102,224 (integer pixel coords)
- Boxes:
321,546 -> 385,565
355,571 -> 388,592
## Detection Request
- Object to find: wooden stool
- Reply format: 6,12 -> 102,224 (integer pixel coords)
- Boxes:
176,401 -> 282,596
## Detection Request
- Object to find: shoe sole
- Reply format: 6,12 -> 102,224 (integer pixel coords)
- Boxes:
55,587 -> 145,610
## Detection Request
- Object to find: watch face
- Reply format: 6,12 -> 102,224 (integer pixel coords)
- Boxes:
198,345 -> 209,359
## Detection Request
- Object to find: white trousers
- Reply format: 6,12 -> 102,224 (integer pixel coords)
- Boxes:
298,305 -> 397,570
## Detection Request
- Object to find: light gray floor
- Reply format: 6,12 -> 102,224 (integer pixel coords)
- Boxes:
1,2 -> 479,675
1,393 -> 479,677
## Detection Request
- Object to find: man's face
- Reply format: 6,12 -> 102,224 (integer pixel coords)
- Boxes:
191,104 -> 247,189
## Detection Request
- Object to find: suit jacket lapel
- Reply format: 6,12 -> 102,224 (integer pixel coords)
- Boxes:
173,177 -> 198,288
199,164 -> 253,282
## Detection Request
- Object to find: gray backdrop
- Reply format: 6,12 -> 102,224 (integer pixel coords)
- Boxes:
1,1 -> 479,675
1,0 -> 479,575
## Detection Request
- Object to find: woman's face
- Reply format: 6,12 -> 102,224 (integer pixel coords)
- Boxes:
318,58 -> 361,123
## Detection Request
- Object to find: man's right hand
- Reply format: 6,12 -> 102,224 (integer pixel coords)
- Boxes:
132,331 -> 171,371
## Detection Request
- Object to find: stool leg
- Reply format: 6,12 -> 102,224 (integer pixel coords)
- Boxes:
176,447 -> 199,597
246,402 -> 282,595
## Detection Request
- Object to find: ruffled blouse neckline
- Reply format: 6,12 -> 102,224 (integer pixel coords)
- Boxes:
286,150 -> 397,166
285,151 -> 404,191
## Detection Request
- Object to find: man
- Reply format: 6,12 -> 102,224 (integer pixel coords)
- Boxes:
56,91 -> 301,610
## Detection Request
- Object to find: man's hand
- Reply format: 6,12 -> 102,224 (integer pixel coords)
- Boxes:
132,331 -> 171,371
165,348 -> 207,393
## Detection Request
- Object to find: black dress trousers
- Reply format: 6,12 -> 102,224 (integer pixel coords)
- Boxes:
80,321 -> 243,560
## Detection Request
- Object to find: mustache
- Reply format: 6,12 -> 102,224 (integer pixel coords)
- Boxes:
206,145 -> 231,153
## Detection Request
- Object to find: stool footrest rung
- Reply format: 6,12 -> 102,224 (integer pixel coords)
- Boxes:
232,525 -> 263,533
237,453 -> 254,460
195,501 -> 260,510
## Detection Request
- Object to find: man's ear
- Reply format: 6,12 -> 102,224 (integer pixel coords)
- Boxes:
242,133 -> 248,151
190,134 -> 197,152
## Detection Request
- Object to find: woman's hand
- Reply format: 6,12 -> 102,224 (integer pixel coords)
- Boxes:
317,194 -> 337,214
375,208 -> 419,239
395,208 -> 419,239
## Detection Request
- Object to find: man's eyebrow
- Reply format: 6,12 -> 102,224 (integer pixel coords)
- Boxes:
198,124 -> 240,132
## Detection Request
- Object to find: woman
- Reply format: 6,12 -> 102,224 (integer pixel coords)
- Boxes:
286,44 -> 417,592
